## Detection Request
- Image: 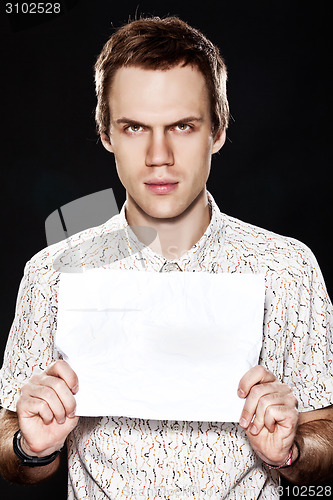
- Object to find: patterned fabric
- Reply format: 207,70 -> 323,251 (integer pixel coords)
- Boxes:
0,192 -> 332,499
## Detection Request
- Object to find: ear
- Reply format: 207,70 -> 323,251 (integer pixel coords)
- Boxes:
212,128 -> 226,154
101,132 -> 114,153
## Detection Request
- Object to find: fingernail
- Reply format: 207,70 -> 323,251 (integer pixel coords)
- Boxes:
72,384 -> 79,394
68,411 -> 76,418
250,424 -> 259,435
237,388 -> 245,398
239,417 -> 248,428
58,418 -> 66,424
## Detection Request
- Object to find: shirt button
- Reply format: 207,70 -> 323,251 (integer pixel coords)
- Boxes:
160,262 -> 183,272
171,422 -> 181,431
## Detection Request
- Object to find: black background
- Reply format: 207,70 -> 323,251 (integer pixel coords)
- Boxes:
0,0 -> 332,498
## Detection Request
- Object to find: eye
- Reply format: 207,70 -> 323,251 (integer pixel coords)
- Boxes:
175,123 -> 191,132
125,124 -> 144,133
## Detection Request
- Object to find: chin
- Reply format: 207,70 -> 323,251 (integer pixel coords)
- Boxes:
145,207 -> 182,220
130,190 -> 190,221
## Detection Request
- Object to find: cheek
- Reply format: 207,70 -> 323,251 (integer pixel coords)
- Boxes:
178,138 -> 212,174
113,148 -> 143,188
112,137 -> 147,165
175,132 -> 213,157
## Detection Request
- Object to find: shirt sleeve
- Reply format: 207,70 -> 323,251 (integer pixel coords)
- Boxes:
0,254 -> 60,411
282,243 -> 333,412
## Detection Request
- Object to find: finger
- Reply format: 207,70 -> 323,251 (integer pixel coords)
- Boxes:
249,390 -> 297,435
17,392 -> 54,425
22,380 -> 72,424
45,360 -> 79,394
22,371 -> 77,421
265,404 -> 298,431
40,374 -> 77,419
239,381 -> 288,429
238,365 -> 276,399
251,404 -> 299,437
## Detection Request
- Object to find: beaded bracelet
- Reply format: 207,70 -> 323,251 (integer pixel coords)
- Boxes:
263,441 -> 300,470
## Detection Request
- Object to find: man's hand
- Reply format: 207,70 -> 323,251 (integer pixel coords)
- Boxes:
16,360 -> 79,457
238,365 -> 299,466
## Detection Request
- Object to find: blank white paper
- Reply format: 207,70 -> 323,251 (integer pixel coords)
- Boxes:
56,270 -> 265,422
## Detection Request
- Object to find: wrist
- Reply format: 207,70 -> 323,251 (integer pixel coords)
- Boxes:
263,441 -> 300,470
13,430 -> 63,467
20,433 -> 64,458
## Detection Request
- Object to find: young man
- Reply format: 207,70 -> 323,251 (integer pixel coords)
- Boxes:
0,16 -> 332,499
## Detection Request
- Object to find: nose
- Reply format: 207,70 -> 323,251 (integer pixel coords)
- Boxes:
145,130 -> 174,167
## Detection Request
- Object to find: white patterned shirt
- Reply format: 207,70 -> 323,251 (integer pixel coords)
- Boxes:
1,192 -> 332,499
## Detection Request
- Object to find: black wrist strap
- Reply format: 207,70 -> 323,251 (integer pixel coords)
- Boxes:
13,430 -> 62,467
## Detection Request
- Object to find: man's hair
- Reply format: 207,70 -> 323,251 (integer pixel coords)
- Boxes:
94,16 -> 229,138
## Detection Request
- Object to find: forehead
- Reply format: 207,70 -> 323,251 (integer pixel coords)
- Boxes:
108,64 -> 210,123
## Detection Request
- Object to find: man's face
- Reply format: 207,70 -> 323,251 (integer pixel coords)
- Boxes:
101,64 -> 225,222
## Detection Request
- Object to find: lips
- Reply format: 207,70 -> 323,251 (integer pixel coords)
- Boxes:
144,180 -> 179,194
145,179 -> 178,185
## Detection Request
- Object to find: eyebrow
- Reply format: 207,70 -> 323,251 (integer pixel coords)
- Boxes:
114,116 -> 204,128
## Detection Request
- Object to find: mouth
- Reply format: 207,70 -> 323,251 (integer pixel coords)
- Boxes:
144,180 -> 179,194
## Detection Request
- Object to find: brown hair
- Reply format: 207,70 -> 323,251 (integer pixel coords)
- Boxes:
94,16 -> 229,138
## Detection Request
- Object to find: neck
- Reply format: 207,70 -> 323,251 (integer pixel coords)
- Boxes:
125,190 -> 211,260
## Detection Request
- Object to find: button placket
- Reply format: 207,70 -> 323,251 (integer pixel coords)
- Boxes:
171,421 -> 181,432
168,421 -> 187,495
159,262 -> 183,272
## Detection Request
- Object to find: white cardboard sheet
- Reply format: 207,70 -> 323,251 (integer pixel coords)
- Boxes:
56,270 -> 265,422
